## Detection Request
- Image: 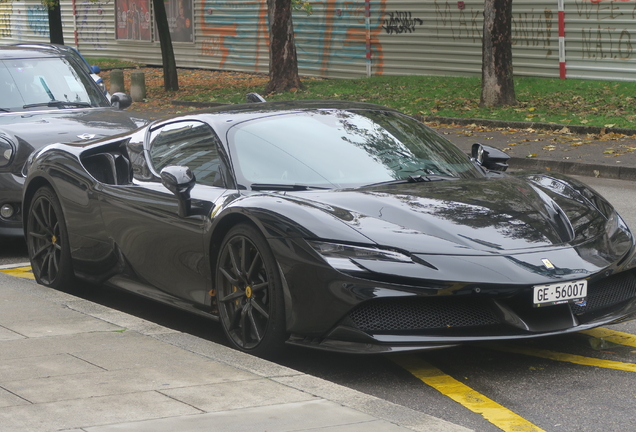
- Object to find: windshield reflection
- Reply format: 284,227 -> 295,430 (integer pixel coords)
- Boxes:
0,57 -> 106,111
228,109 -> 483,189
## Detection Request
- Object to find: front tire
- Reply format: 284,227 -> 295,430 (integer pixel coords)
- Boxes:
215,223 -> 286,358
26,187 -> 75,289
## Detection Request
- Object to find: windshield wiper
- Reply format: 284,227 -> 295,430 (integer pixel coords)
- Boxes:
23,100 -> 92,109
363,175 -> 458,187
250,183 -> 329,191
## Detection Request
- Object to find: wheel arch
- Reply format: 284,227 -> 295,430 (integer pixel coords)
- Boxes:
208,212 -> 259,290
207,211 -> 293,328
22,176 -> 55,236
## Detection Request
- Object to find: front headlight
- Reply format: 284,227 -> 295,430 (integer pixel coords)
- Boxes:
308,240 -> 412,271
0,137 -> 14,167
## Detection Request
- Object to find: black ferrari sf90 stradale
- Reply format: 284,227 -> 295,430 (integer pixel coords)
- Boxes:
22,100 -> 636,357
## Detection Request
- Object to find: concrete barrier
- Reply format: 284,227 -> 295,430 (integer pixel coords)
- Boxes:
130,70 -> 146,102
109,69 -> 125,94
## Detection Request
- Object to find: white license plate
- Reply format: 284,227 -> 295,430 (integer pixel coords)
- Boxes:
533,280 -> 587,307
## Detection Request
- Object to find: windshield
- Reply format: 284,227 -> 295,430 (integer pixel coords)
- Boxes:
0,57 -> 108,111
228,109 -> 484,189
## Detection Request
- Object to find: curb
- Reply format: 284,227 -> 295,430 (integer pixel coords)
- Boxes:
509,157 -> 636,181
421,115 -> 636,136
171,100 -> 230,108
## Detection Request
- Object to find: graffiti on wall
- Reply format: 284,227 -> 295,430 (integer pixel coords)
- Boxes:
27,5 -> 48,36
79,0 -> 112,48
198,0 -> 385,75
575,0 -> 635,59
512,9 -> 555,53
433,1 -> 555,51
382,11 -> 423,35
0,2 -> 11,38
294,0 -> 381,75
199,0 -> 264,68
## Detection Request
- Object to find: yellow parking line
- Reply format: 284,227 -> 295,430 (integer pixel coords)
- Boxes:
0,266 -> 35,280
391,355 -> 547,432
579,327 -> 636,348
489,344 -> 636,372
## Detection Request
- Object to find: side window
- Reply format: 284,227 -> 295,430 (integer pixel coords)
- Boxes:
149,121 -> 225,187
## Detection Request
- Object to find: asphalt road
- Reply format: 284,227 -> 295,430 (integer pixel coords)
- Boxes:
2,174 -> 636,432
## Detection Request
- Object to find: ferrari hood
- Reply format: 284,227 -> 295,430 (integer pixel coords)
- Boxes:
0,108 -> 146,149
286,176 -> 614,255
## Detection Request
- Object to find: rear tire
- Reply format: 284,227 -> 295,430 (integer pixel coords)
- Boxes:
26,187 -> 75,290
215,223 -> 286,358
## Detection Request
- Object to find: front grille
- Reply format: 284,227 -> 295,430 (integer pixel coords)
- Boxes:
571,271 -> 636,315
348,297 -> 500,332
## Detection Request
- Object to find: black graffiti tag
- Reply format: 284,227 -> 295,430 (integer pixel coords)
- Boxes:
383,11 -> 423,35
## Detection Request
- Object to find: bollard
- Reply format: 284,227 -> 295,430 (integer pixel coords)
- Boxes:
130,70 -> 146,102
109,69 -> 125,94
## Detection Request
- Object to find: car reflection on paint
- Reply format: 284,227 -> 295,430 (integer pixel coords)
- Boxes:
22,98 -> 636,358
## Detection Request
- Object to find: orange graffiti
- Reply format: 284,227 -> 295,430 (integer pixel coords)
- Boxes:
200,24 -> 237,68
320,0 -> 338,75
255,2 -> 268,71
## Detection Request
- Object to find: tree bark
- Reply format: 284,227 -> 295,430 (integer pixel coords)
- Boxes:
48,2 -> 64,45
480,0 -> 516,107
152,0 -> 179,91
264,0 -> 303,94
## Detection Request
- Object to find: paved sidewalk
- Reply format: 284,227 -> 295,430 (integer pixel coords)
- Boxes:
0,270 -> 470,432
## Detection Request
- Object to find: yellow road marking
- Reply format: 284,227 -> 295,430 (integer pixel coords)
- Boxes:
0,266 -> 35,280
392,355 -> 547,432
489,344 -> 636,372
579,327 -> 636,348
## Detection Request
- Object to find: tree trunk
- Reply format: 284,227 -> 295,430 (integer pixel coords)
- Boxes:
48,2 -> 64,45
264,0 -> 303,94
480,0 -> 516,107
152,0 -> 179,91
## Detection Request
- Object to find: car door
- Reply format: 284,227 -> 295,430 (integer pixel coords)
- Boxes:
98,120 -> 230,305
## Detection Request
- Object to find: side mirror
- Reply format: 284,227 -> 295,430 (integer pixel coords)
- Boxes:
110,92 -> 132,110
161,165 -> 196,217
91,65 -> 101,74
246,92 -> 266,103
471,143 -> 510,172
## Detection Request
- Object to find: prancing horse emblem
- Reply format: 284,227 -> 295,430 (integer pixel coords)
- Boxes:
542,258 -> 555,270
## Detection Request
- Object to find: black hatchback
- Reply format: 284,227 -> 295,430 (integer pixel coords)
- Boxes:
0,46 -> 148,236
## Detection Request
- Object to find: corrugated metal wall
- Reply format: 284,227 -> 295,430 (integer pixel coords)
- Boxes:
563,0 -> 636,81
294,1 -> 369,78
0,0 -> 635,82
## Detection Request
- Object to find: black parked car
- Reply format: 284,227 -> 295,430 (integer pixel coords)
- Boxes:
0,46 -> 147,236
22,100 -> 636,357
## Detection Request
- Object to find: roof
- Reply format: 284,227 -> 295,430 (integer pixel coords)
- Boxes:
0,45 -> 60,60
